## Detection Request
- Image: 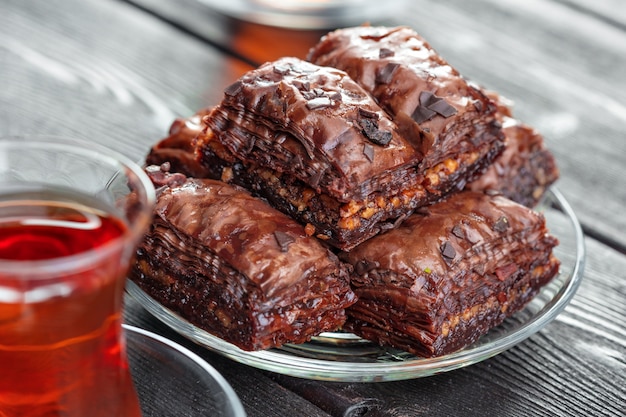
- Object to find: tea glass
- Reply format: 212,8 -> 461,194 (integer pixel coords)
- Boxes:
0,136 -> 155,416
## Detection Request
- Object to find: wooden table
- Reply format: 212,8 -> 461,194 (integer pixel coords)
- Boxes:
2,0 -> 625,415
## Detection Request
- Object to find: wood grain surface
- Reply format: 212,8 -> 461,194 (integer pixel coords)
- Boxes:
1,0 -> 625,416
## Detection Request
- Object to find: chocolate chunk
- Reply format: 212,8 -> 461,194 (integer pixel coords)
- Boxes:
493,216 -> 509,232
224,80 -> 243,97
411,105 -> 437,124
359,118 -> 393,146
419,91 -> 439,107
363,143 -> 375,162
428,98 -> 457,118
379,48 -> 395,58
274,230 -> 295,252
451,224 -> 465,239
440,241 -> 456,263
412,91 -> 458,123
376,62 -> 400,84
358,107 -> 379,120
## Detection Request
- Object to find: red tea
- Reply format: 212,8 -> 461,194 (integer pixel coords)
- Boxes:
0,190 -> 143,417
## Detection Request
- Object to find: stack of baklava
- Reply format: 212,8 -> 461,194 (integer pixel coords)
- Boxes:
132,26 -> 560,357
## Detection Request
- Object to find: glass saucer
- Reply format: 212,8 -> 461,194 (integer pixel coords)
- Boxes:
126,188 -> 585,382
124,325 -> 246,416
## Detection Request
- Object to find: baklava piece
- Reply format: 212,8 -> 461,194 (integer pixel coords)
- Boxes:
467,117 -> 559,207
197,57 -> 424,250
308,26 -> 504,193
342,191 -> 560,357
130,168 -> 356,351
145,108 -> 213,178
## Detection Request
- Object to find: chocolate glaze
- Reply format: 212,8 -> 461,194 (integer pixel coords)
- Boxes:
203,57 -> 420,202
342,191 -> 560,357
146,108 -> 213,178
307,26 -> 504,171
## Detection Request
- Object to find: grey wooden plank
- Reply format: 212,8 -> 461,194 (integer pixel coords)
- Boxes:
1,0 -> 231,159
552,0 -> 626,28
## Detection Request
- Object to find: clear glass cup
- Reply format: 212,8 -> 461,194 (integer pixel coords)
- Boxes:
0,136 -> 155,416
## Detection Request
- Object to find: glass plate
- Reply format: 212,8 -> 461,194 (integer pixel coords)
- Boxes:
124,325 -> 246,416
126,188 -> 585,382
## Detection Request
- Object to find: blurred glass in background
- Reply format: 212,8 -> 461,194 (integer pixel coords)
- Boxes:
198,0 -> 410,29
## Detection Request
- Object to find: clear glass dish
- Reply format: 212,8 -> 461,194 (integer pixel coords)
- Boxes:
126,188 -> 585,382
125,324 -> 247,416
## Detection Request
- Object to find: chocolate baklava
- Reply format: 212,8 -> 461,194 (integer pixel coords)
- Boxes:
467,117 -> 559,207
308,26 -> 504,193
197,57 -> 424,250
342,191 -> 560,357
130,168 -> 356,351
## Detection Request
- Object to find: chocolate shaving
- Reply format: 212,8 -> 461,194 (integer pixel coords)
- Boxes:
363,143 -> 375,162
451,224 -> 465,240
358,118 -> 393,146
379,48 -> 395,58
493,216 -> 509,232
302,90 -> 317,100
376,62 -> 400,84
411,105 -> 437,124
358,107 -> 379,120
428,98 -> 458,118
224,80 -> 243,97
440,241 -> 456,263
274,231 -> 295,252
411,91 -> 458,124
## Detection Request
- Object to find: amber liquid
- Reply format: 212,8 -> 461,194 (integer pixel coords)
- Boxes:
0,189 -> 142,417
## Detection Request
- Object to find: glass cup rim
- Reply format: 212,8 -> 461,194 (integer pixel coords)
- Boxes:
0,135 -> 155,276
